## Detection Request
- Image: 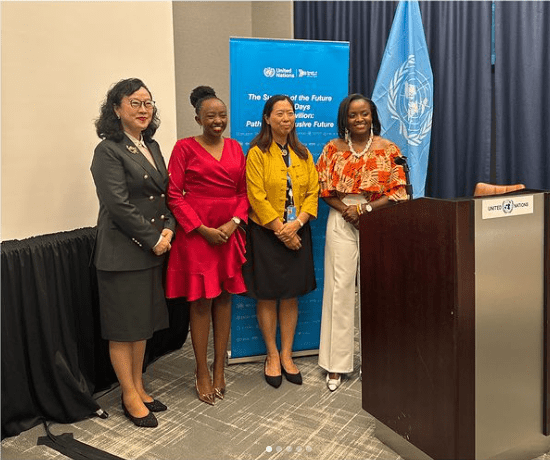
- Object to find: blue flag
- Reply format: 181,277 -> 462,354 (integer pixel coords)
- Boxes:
372,0 -> 433,198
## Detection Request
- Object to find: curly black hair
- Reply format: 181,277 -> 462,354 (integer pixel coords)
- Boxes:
336,94 -> 381,139
95,78 -> 160,142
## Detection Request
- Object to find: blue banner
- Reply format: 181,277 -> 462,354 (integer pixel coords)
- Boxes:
229,37 -> 349,360
371,1 -> 433,198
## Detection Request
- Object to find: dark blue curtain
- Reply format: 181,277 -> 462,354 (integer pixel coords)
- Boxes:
494,2 -> 550,190
294,1 -> 493,198
294,1 -> 398,97
419,2 -> 492,198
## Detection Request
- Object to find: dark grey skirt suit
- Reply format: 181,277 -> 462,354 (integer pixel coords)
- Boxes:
91,135 -> 176,341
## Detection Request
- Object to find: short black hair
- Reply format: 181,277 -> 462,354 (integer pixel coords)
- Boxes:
95,78 -> 160,142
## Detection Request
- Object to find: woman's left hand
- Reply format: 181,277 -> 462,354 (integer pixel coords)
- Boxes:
283,233 -> 302,251
341,205 -> 360,226
275,220 -> 301,243
216,220 -> 238,242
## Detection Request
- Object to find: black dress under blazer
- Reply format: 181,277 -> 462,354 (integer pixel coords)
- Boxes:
91,135 -> 176,272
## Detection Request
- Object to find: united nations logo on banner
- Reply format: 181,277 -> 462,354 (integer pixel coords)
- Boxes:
388,55 -> 433,147
263,67 -> 275,78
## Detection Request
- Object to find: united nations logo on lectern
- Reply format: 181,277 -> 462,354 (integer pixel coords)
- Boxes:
481,195 -> 534,220
502,199 -> 514,214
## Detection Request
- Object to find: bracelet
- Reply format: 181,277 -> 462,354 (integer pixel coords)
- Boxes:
356,204 -> 362,215
297,218 -> 304,227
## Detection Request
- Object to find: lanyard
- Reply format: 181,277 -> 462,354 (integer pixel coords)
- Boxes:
277,143 -> 297,221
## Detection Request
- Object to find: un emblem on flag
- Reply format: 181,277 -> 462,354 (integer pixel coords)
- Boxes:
388,55 -> 433,147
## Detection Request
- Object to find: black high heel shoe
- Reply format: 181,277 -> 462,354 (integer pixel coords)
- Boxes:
264,358 -> 282,388
281,361 -> 302,385
144,399 -> 167,412
121,398 -> 158,428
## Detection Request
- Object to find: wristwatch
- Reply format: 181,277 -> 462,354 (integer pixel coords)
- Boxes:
231,216 -> 241,225
365,204 -> 373,213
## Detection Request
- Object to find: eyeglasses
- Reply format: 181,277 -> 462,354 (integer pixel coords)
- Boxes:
127,99 -> 155,110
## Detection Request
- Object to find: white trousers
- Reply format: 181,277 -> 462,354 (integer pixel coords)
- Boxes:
318,195 -> 366,374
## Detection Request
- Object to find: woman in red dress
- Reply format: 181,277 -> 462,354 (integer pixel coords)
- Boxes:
165,86 -> 248,405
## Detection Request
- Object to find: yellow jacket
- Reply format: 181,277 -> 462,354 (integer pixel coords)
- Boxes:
246,142 -> 319,226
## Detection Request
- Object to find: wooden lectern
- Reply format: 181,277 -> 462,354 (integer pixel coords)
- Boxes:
359,190 -> 550,460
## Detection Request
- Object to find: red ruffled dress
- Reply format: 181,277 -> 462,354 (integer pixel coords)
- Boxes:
165,137 -> 249,301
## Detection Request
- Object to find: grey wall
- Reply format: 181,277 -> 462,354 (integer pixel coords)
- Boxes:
1,1 -> 292,241
1,2 -> 178,241
172,1 -> 293,139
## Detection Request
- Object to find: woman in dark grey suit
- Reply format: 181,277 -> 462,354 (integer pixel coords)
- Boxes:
91,78 -> 175,428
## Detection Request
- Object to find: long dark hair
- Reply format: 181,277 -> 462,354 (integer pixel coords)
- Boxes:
337,93 -> 381,139
249,95 -> 308,159
95,78 -> 160,142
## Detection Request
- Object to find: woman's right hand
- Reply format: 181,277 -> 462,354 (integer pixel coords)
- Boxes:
153,235 -> 171,255
197,225 -> 229,245
264,218 -> 301,250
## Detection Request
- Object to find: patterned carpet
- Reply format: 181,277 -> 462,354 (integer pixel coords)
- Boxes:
2,331 -> 401,460
3,333 -> 550,460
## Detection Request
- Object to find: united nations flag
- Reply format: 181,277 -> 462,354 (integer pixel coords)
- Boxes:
372,0 -> 433,198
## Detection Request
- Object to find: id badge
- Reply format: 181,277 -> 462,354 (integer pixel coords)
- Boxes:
286,205 -> 297,222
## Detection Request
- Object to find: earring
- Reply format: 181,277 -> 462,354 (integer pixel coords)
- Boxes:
116,114 -> 120,120
344,128 -> 350,143
370,125 -> 374,138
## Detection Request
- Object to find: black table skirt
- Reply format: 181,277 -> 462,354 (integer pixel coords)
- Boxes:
1,227 -> 189,439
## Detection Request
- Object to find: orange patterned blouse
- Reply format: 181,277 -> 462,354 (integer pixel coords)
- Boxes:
316,139 -> 408,201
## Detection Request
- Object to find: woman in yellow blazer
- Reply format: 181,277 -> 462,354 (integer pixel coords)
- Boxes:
243,94 -> 319,388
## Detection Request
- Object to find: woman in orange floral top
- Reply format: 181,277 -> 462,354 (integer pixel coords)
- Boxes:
316,94 -> 408,392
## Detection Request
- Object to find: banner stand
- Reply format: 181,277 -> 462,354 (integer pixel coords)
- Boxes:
229,37 -> 350,364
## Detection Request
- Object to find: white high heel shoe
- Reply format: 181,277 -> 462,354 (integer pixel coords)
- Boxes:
326,373 -> 342,392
